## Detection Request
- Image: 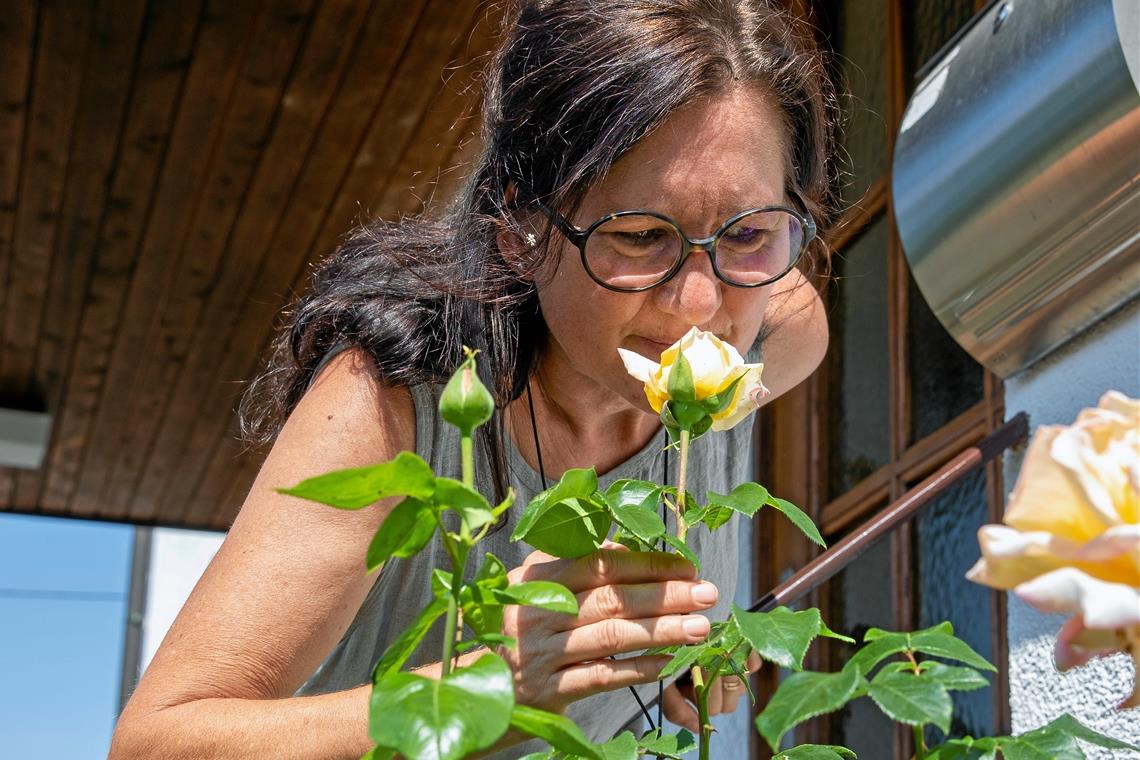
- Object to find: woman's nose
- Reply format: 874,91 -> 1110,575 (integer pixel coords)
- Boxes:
653,247 -> 723,325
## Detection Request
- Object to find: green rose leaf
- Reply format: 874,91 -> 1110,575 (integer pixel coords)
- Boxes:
517,753 -> 557,760
845,622 -> 995,677
909,628 -> 996,673
603,480 -> 666,545
866,669 -> 952,733
1003,713 -> 1140,759
755,667 -> 863,752
277,451 -> 435,509
369,653 -> 514,760
359,747 -> 397,760
548,467 -> 600,502
596,731 -> 639,760
366,497 -> 436,571
926,736 -> 999,760
371,596 -> 449,681
919,662 -> 990,692
768,496 -> 826,548
637,728 -> 697,759
732,604 -> 823,672
661,533 -> 700,572
509,704 -> 604,760
706,482 -> 770,517
456,633 -> 517,653
774,745 -> 858,759
495,580 -> 579,615
514,495 -> 611,558
475,552 -> 509,587
433,477 -> 494,531
659,641 -> 715,679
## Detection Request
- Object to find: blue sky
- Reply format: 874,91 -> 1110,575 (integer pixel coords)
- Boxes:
0,512 -> 133,757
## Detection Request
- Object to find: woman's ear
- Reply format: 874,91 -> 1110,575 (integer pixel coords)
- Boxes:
496,181 -> 542,279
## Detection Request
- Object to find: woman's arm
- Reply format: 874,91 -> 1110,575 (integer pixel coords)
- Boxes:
758,269 -> 829,404
110,348 -> 415,760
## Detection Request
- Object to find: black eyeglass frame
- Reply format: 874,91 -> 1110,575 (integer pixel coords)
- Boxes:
531,194 -> 818,293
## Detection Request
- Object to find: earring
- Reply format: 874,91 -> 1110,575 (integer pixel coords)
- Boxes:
524,232 -> 537,248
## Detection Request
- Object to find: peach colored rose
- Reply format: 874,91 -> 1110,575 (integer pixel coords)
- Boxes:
967,391 -> 1140,708
618,327 -> 768,431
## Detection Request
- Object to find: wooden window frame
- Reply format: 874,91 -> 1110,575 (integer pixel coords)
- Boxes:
752,1 -> 1009,758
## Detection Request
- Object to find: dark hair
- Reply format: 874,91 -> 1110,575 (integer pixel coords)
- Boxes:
239,0 -> 840,498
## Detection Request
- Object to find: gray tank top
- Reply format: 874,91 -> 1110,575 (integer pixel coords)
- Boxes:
297,372 -> 756,756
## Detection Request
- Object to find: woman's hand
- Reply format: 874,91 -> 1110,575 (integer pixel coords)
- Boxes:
660,652 -> 763,733
499,546 -> 721,713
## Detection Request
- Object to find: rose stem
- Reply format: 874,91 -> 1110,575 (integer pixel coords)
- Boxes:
676,429 -> 691,541
441,431 -> 476,676
692,667 -> 712,760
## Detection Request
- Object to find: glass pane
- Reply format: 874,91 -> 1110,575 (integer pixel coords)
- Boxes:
907,271 -> 984,442
828,216 -> 891,500
826,531 -> 895,757
832,0 -> 889,204
914,466 -> 994,742
905,0 -> 976,90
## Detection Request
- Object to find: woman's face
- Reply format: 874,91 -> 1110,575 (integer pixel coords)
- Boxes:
533,86 -> 791,414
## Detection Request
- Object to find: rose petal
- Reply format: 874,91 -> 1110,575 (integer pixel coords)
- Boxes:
617,348 -> 658,383
1053,615 -> 1126,671
968,524 -> 1140,589
1013,567 -> 1140,630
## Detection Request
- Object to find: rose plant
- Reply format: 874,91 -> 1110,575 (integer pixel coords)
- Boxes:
277,338 -> 1138,760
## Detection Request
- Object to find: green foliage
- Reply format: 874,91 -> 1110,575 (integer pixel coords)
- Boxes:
509,704 -> 605,759
603,479 -> 667,545
637,728 -> 698,758
732,605 -> 852,672
513,469 -> 612,558
774,746 -> 857,759
925,714 -> 1140,759
495,581 -> 579,615
370,597 -> 448,680
433,477 -> 495,531
661,533 -> 700,571
277,451 -> 435,509
845,622 -> 996,678
866,669 -> 953,734
366,497 -> 435,571
438,348 -> 494,436
756,667 -> 864,751
705,483 -> 825,547
369,653 -> 514,760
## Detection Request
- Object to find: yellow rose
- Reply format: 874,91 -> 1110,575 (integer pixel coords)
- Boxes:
617,327 -> 768,432
967,391 -> 1140,707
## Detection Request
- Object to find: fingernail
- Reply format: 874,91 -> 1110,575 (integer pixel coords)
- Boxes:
691,582 -> 718,605
683,615 -> 710,638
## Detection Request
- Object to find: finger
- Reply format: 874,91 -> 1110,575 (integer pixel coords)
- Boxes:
718,675 -> 746,714
570,580 -> 718,628
519,548 -> 697,590
551,654 -> 672,702
556,614 -> 710,663
747,650 -> 763,673
662,682 -> 700,733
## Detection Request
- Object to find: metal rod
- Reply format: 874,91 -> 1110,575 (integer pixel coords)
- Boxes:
749,412 -> 1028,613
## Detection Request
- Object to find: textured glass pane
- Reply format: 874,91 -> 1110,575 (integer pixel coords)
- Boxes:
834,0 -> 889,203
905,0 -> 976,89
828,532 -> 895,757
907,272 -> 984,443
915,467 -> 994,742
828,217 -> 891,500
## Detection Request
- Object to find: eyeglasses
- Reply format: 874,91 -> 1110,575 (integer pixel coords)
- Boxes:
531,195 -> 816,292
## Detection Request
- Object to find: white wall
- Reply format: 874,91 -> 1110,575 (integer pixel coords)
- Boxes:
140,527 -> 225,673
1002,297 -> 1140,756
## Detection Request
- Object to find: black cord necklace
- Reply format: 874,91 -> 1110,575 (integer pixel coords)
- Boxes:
525,382 -> 670,733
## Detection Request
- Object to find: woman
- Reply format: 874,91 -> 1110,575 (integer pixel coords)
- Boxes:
110,1 -> 838,757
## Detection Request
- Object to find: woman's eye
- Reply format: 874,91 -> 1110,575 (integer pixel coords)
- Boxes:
614,228 -> 668,245
723,225 -> 763,244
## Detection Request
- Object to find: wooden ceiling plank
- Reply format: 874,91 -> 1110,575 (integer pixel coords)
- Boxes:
36,1 -> 205,514
188,0 -> 492,528
304,0 -> 483,269
10,0 -> 148,512
375,6 -> 500,218
165,0 -> 434,528
95,0 -> 318,522
124,0 -> 372,525
1,0 -> 93,404
0,0 -> 39,510
54,0 -> 260,519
